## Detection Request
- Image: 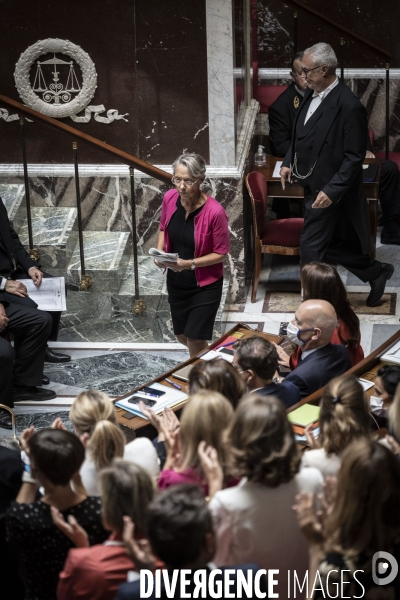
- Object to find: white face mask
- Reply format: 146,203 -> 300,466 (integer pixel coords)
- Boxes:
286,322 -> 314,346
370,395 -> 387,418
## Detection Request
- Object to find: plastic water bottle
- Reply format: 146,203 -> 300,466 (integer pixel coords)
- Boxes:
254,145 -> 266,166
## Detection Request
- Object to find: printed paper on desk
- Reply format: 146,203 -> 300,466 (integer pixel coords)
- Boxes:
200,349 -> 234,363
272,161 -> 283,178
381,340 -> 400,365
116,382 -> 188,418
16,277 -> 66,311
359,378 -> 374,392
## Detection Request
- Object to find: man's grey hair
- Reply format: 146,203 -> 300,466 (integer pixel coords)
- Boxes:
172,153 -> 206,179
304,43 -> 338,75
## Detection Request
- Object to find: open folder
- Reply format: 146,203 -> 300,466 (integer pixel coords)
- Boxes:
116,382 -> 188,419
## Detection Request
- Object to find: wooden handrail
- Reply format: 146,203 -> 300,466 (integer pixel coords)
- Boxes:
281,0 -> 392,61
0,94 -> 172,184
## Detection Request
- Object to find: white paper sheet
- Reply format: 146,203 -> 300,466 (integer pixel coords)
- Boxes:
148,248 -> 178,265
200,349 -> 234,363
17,277 -> 66,311
381,340 -> 400,364
272,160 -> 283,178
359,378 -> 374,391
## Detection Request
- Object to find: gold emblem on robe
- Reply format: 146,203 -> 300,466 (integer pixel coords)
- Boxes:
294,96 -> 300,109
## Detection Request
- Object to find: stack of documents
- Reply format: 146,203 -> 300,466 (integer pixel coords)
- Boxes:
381,341 -> 400,365
148,248 -> 178,265
116,382 -> 188,419
17,277 -> 66,311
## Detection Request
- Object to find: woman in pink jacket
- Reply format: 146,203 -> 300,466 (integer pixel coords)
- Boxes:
156,153 -> 230,357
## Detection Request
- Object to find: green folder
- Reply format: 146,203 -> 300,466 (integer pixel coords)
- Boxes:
287,404 -> 320,427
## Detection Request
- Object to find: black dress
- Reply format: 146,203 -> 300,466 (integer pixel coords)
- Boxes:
167,197 -> 223,340
6,496 -> 107,600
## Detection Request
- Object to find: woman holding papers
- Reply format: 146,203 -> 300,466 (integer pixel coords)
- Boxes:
155,153 -> 229,357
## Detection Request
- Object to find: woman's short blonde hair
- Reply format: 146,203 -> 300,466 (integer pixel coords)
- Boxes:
319,375 -> 370,455
69,390 -> 125,470
99,459 -> 154,535
179,390 -> 234,473
229,394 -> 300,486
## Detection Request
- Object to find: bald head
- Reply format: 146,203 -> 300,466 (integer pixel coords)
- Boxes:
295,299 -> 338,346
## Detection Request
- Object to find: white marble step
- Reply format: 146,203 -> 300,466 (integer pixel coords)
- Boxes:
67,231 -> 131,292
17,206 -> 78,274
1,183 -> 26,230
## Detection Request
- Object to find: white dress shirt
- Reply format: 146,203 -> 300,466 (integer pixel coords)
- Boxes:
304,77 -> 339,124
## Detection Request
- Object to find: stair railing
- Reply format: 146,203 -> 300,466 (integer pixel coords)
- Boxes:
283,0 -> 392,158
0,94 -> 171,313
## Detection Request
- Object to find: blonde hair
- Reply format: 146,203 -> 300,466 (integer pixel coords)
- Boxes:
99,459 -> 154,535
69,390 -> 125,470
319,375 -> 370,456
178,390 -> 234,474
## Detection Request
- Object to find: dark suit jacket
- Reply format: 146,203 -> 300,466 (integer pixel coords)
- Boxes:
282,80 -> 370,254
268,82 -> 303,157
284,343 -> 352,398
254,380 -> 300,408
116,564 -> 266,600
0,197 -> 38,306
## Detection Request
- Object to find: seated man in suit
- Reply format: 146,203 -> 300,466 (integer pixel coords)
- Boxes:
269,52 -> 400,244
0,196 -> 71,427
282,299 -> 352,398
232,336 -> 300,408
116,485 -> 266,600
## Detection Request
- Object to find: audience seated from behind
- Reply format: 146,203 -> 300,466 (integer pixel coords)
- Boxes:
371,364 -> 400,422
6,429 -> 107,600
188,358 -> 246,409
294,438 -> 400,599
116,485 -> 266,600
0,437 -> 24,600
158,390 -> 235,495
56,460 -> 156,600
300,375 -> 371,478
277,262 -> 364,369
232,336 -> 300,408
386,385 -> 400,455
281,300 -> 352,398
208,394 -> 323,598
55,390 -> 159,495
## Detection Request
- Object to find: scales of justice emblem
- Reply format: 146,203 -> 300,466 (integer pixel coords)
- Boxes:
1,38 -> 128,124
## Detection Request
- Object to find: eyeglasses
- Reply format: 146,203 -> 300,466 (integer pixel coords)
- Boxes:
301,65 -> 324,75
171,176 -> 199,187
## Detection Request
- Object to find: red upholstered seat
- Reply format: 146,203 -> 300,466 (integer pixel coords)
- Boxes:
253,61 -> 287,113
245,171 -> 304,302
247,171 -> 268,237
262,219 -> 304,247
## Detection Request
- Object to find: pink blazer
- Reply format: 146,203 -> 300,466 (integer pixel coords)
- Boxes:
160,189 -> 230,286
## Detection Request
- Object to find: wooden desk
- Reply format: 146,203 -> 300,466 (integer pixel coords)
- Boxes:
288,329 -> 400,412
115,324 -> 283,433
254,155 -> 381,259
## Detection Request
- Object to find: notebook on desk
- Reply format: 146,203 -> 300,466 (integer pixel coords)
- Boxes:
287,404 -> 320,428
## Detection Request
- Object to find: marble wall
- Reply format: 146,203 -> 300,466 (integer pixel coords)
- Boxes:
255,1 -> 400,153
255,0 -> 399,69
0,0 -> 210,164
